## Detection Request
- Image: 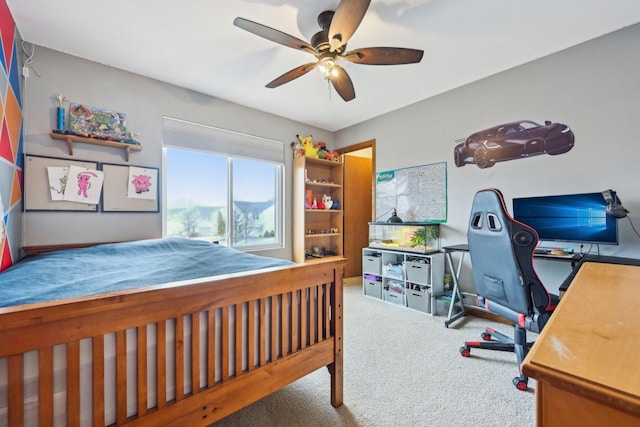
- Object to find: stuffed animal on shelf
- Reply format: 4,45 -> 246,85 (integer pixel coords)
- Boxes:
291,140 -> 304,158
315,141 -> 329,159
315,141 -> 340,161
325,150 -> 340,161
297,134 -> 319,158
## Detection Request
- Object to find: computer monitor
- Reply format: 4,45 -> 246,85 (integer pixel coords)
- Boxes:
512,192 -> 619,245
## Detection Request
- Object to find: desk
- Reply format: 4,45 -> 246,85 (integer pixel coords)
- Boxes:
442,244 -> 470,327
441,244 -> 574,327
559,253 -> 640,295
522,262 -> 640,426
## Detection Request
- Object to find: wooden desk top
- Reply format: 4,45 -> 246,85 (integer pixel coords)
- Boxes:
522,262 -> 640,417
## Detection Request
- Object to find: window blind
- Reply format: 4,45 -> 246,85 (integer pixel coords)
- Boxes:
162,117 -> 285,164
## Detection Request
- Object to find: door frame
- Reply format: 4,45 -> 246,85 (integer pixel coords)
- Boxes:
336,139 -> 376,220
337,140 -> 376,277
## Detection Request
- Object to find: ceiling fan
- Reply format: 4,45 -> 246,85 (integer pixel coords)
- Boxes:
233,0 -> 423,102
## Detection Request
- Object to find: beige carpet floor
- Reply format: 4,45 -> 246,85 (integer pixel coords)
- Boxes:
212,279 -> 536,426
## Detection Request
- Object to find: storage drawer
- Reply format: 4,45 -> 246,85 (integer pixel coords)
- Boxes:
363,255 -> 382,275
407,288 -> 431,313
383,290 -> 405,306
406,260 -> 430,284
364,278 -> 382,299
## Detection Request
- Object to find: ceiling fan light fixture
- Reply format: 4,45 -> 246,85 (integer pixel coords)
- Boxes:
318,58 -> 339,79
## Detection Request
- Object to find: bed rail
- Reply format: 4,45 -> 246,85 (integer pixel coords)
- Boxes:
0,258 -> 345,426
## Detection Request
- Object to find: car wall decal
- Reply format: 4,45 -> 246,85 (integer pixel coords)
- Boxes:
453,120 -> 575,168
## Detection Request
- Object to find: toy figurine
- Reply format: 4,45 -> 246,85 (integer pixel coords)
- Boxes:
331,197 -> 340,210
305,189 -> 312,208
322,194 -> 332,209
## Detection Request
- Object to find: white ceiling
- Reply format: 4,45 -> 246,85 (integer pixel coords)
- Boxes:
8,0 -> 640,132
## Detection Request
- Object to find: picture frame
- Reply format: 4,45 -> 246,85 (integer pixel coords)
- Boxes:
101,163 -> 159,212
24,154 -> 99,211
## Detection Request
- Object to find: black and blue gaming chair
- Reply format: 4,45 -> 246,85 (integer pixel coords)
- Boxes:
460,188 -> 559,391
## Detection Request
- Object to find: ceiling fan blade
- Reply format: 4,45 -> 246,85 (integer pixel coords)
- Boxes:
342,47 -> 424,65
330,65 -> 356,101
266,62 -> 318,88
234,17 -> 316,55
328,0 -> 371,52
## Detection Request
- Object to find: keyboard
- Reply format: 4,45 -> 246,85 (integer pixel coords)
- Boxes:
534,247 -> 575,255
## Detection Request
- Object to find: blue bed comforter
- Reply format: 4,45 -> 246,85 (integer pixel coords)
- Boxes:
0,238 -> 292,308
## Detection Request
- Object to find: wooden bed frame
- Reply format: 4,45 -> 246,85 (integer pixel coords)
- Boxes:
0,246 -> 346,426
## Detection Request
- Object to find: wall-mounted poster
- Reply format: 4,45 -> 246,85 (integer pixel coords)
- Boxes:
24,155 -> 99,211
102,163 -> 159,212
452,119 -> 575,169
376,162 -> 447,223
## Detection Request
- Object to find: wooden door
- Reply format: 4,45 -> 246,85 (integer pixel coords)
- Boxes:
343,155 -> 373,277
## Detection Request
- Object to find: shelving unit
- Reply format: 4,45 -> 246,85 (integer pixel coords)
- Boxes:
292,156 -> 343,263
49,132 -> 142,161
363,248 -> 444,315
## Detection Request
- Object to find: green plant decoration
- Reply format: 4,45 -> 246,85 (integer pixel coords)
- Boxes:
410,226 -> 439,248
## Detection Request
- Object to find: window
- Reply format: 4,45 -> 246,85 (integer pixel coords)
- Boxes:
163,118 -> 284,250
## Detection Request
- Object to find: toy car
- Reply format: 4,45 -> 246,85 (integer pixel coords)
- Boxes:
454,120 -> 574,168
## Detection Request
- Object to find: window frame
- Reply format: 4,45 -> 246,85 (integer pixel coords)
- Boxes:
161,118 -> 285,252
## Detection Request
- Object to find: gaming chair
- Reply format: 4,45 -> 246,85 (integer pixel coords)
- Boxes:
459,188 -> 559,391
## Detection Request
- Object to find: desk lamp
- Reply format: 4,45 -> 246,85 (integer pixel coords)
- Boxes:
602,189 -> 629,219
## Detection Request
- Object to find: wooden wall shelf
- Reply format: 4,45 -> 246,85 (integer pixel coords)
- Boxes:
49,132 -> 143,162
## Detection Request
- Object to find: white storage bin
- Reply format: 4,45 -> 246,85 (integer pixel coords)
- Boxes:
406,260 -> 431,284
407,288 -> 431,313
363,254 -> 382,275
363,275 -> 382,299
383,290 -> 405,306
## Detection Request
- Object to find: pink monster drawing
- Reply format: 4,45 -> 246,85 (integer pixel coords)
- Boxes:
77,171 -> 98,198
131,174 -> 152,194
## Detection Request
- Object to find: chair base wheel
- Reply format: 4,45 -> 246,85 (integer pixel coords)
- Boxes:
513,377 -> 528,391
460,346 -> 471,357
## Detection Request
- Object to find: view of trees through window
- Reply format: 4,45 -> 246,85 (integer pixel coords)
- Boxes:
165,147 -> 282,249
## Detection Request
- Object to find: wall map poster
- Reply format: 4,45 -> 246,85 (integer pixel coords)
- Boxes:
376,162 -> 447,223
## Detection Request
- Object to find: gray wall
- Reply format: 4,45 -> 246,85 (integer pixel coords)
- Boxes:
21,24 -> 640,290
22,47 -> 334,259
335,23 -> 640,292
